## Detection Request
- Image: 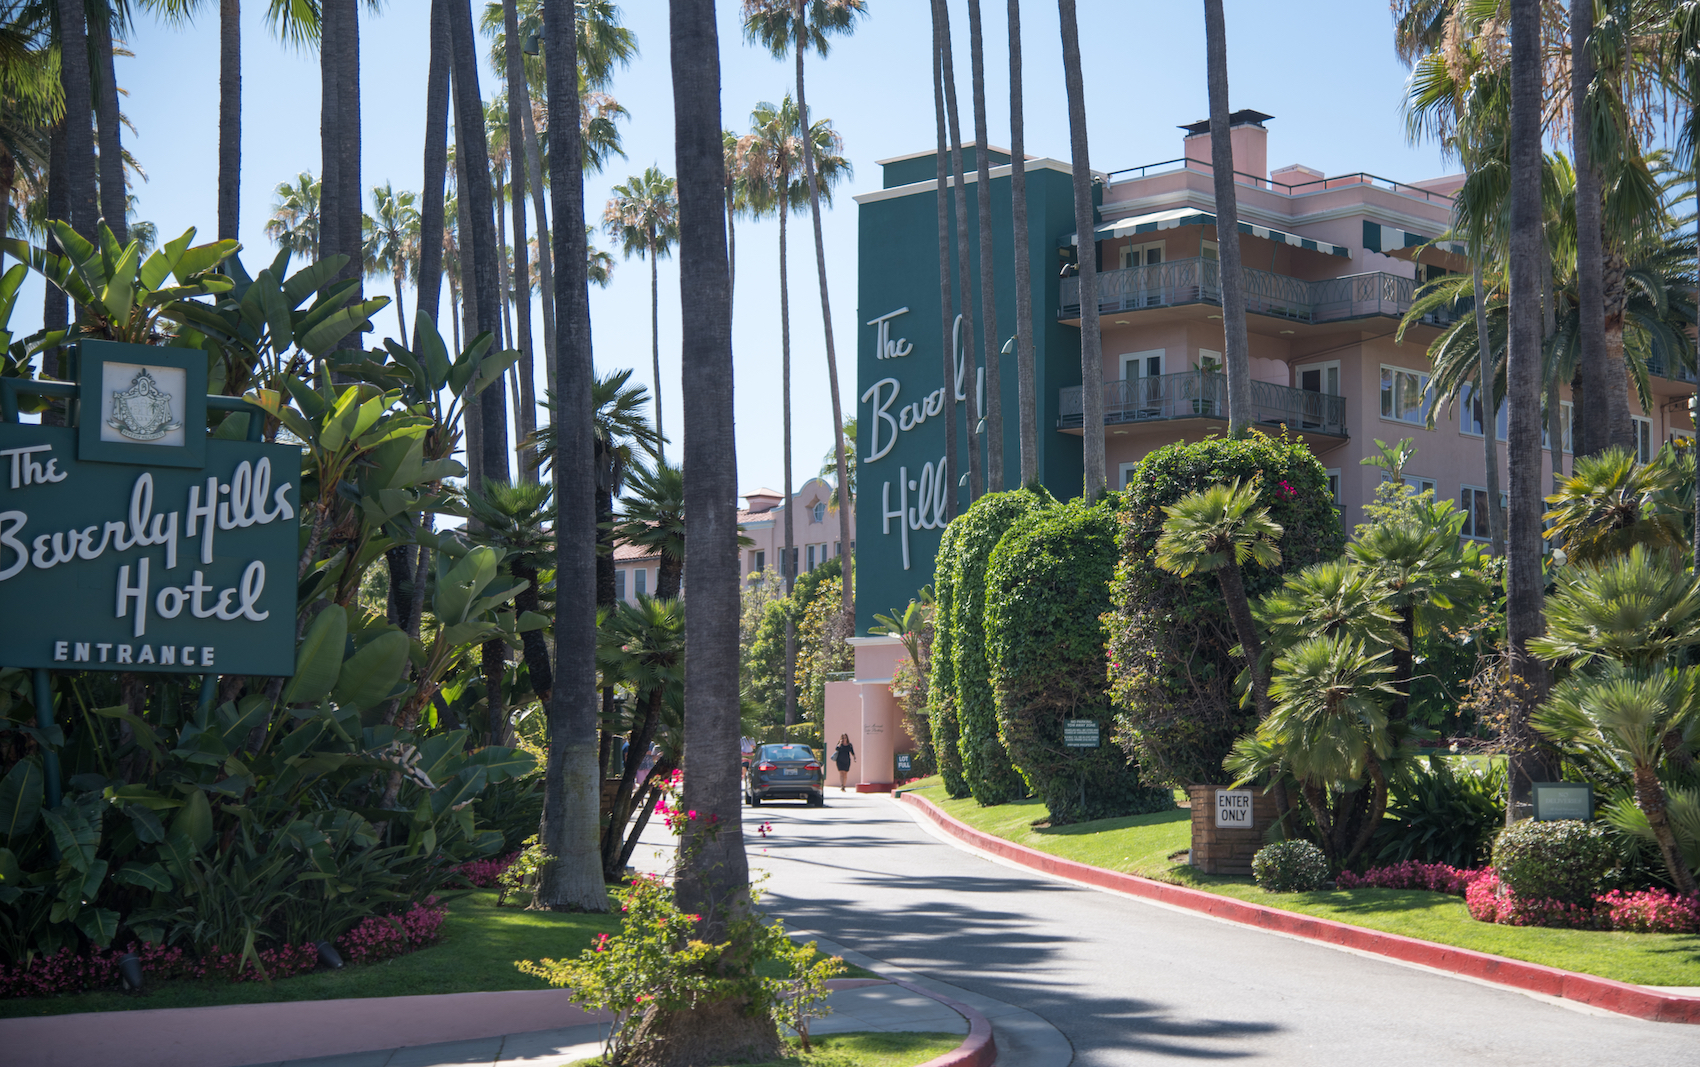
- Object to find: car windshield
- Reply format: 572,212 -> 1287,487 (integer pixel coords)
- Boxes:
762,745 -> 814,761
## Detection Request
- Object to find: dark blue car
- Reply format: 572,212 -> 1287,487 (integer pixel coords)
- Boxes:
744,743 -> 824,807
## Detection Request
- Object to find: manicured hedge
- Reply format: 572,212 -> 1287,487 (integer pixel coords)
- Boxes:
946,488 -> 1053,806
1107,432 -> 1345,787
927,522 -> 969,798
985,498 -> 1171,824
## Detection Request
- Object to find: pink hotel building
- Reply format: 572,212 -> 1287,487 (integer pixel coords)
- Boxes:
833,111 -> 1698,790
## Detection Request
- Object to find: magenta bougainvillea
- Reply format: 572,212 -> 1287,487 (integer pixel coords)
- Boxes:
1335,860 -> 1483,895
0,900 -> 449,999
1339,862 -> 1700,935
456,852 -> 521,888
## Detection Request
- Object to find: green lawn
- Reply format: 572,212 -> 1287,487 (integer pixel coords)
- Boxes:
0,891 -> 875,1019
903,780 -> 1700,988
567,1031 -> 964,1067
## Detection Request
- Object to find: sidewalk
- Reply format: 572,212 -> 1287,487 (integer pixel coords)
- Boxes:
233,978 -> 989,1067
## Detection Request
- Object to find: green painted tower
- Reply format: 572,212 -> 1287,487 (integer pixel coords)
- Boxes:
854,147 -> 1086,636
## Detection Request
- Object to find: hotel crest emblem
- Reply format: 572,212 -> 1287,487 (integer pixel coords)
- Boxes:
107,368 -> 183,442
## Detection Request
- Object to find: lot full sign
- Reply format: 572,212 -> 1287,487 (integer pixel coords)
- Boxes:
0,342 -> 299,676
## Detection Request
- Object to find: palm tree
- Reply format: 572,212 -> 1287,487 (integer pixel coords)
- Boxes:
669,7 -> 771,1056
1544,447 -> 1687,564
1537,665 -> 1700,896
604,165 -> 679,455
319,0 -> 363,290
499,0 -> 537,449
965,0 -> 1001,492
936,0 -> 980,501
597,595 -> 684,882
416,0 -> 452,349
928,0 -> 959,521
1531,545 -> 1700,671
90,4 -> 124,242
742,0 -> 865,619
1202,0 -> 1251,436
487,94 -> 538,473
55,0 -> 94,240
723,128 -> 755,323
535,0 -> 604,913
265,171 -> 321,257
1506,0 -> 1555,821
820,414 -> 856,497
465,479 -> 557,707
1057,0 -> 1102,495
1573,0 -> 1613,456
1155,479 -> 1284,717
614,458 -> 685,600
1662,0 -> 1700,561
450,0 -> 510,488
143,0 -> 319,240
366,181 -> 421,340
1008,0 -> 1036,486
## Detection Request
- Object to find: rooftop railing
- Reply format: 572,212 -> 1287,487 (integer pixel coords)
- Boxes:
1100,156 -> 1455,204
1059,257 -> 1461,329
1058,370 -> 1347,438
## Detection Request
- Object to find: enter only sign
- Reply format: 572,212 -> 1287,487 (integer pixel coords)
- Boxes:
1215,789 -> 1254,828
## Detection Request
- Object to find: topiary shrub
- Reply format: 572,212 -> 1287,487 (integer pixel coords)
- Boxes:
1107,432 -> 1344,788
1252,840 -> 1330,892
985,497 -> 1171,824
927,523 -> 970,798
946,488 -> 1053,806
1491,820 -> 1617,905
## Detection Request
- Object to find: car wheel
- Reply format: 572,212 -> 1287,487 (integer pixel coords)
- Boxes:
750,795 -> 762,807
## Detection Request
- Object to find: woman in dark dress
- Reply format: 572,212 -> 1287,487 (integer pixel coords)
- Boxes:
833,733 -> 857,791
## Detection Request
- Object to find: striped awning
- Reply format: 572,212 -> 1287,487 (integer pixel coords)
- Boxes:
1362,220 -> 1467,257
1065,208 -> 1349,257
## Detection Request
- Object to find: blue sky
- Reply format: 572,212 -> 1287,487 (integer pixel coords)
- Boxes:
44,0 -> 1450,497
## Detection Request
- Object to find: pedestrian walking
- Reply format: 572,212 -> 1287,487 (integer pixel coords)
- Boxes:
833,733 -> 857,791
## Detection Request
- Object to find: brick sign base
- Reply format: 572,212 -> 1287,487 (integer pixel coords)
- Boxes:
1188,784 -> 1279,875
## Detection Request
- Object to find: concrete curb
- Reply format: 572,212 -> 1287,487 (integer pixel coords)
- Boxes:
901,791 -> 1700,1026
889,977 -> 997,1067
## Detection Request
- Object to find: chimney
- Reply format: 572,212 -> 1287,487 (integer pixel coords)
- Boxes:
1180,109 -> 1273,187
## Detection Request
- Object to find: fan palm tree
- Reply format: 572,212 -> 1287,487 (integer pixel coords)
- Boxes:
604,165 -> 678,455
964,0 -> 1001,492
318,0 -> 361,289
742,0 -> 864,613
614,458 -> 685,601
1202,0 -> 1251,437
265,171 -> 321,257
936,0 -> 980,501
365,181 -> 421,341
1008,0 -> 1035,485
1531,545 -> 1700,671
1057,0 -> 1101,494
1156,479 -> 1284,716
54,0 -> 94,241
1537,664 -> 1700,895
1256,557 -> 1402,667
722,127 -> 756,322
413,0 -> 451,351
670,2 -> 765,1028
1544,447 -> 1688,564
535,0 -> 604,913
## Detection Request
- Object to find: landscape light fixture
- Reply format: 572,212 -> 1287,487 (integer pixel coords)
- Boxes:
316,941 -> 345,970
117,952 -> 143,992
522,32 -> 540,56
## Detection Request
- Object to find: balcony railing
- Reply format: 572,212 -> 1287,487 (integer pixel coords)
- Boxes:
1059,257 -> 1460,328
1059,370 -> 1347,438
1646,353 -> 1699,384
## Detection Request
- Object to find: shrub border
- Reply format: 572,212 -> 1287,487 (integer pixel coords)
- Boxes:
898,791 -> 1700,1025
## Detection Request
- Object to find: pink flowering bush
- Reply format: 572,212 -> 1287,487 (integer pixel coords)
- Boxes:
0,901 -> 449,999
456,853 -> 520,888
1337,861 -> 1483,896
1597,889 -> 1700,934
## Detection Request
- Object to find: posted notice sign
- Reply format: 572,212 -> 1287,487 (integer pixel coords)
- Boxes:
1215,789 -> 1254,828
1062,720 -> 1100,749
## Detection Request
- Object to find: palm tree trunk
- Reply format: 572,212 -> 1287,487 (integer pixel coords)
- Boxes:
1203,0 -> 1250,437
780,202 -> 797,726
792,0 -> 856,620
1472,262 -> 1504,556
56,0 -> 96,242
496,169 -> 514,349
616,760 -> 674,872
966,0 -> 1001,494
670,0 -> 765,968
1342,753 -> 1388,869
929,0 -> 959,522
393,266 -> 407,339
1506,0 -> 1555,823
602,686 -> 663,880
520,99 -> 557,388
1008,0 -> 1035,487
1634,764 -> 1698,896
1572,0 -> 1609,459
449,0 -> 510,488
1602,248 -> 1633,450
218,0 -> 241,241
650,236 -> 663,453
1215,562 -> 1269,717
536,0 -> 606,913
507,0 -> 554,380
1058,0 -> 1103,497
42,127 -> 66,387
501,5 -> 539,484
90,8 -> 124,243
1391,606 -> 1413,724
415,0 -> 451,350
1544,245 -> 1564,492
340,0 -> 361,295
938,0 -> 980,502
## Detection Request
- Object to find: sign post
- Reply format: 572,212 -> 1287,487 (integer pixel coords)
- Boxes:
1,341 -> 301,809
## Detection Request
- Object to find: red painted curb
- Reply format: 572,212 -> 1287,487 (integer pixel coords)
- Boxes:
902,791 -> 1700,1025
856,782 -> 896,793
891,977 -> 997,1067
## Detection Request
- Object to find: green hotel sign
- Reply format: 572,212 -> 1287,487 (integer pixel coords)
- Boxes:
0,341 -> 299,676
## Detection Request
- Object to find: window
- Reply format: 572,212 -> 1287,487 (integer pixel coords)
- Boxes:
1119,461 -> 1139,490
806,544 -> 817,571
1295,361 -> 1341,397
752,550 -> 765,573
834,541 -> 842,557
1380,366 -> 1431,425
1201,240 -> 1219,262
810,500 -> 826,524
1324,469 -> 1341,504
1459,382 -> 1507,441
615,569 -> 626,600
1460,486 -> 1493,541
634,568 -> 647,597
1195,349 -> 1222,373
1119,240 -> 1164,270
1542,400 -> 1574,454
1388,473 -> 1436,497
1633,416 -> 1654,463
1672,428 -> 1696,447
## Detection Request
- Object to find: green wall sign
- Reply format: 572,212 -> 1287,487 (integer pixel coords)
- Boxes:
0,342 -> 299,676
